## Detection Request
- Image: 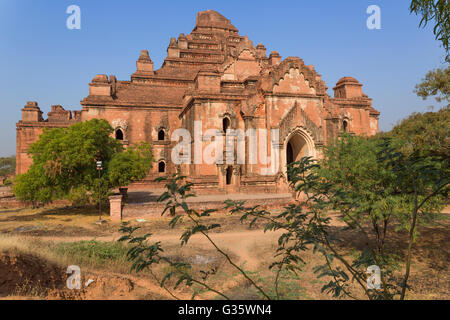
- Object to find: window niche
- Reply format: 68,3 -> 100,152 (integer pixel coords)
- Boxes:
158,161 -> 166,173
343,120 -> 348,133
158,129 -> 165,141
115,128 -> 124,140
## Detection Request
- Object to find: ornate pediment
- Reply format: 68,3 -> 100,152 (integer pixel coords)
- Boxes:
112,119 -> 128,131
278,103 -> 324,145
261,58 -> 327,95
273,67 -> 316,95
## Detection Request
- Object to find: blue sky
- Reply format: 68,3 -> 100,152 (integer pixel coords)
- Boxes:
0,0 -> 447,157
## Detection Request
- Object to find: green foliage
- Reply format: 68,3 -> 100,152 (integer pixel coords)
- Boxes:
14,165 -> 56,204
414,66 -> 450,103
378,138 -> 449,299
319,134 -> 398,229
389,105 -> 450,159
315,133 -> 447,299
13,119 -> 153,205
0,156 -> 15,178
410,0 -> 450,59
108,142 -> 154,187
54,240 -> 130,268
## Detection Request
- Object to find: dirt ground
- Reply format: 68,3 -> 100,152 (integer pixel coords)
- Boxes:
0,204 -> 448,300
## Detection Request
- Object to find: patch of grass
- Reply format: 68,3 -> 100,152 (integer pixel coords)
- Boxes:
53,240 -> 131,271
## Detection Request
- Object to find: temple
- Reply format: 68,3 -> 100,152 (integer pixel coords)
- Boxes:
16,10 -> 380,194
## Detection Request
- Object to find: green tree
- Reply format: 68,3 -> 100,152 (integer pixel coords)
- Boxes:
414,66 -> 450,103
379,140 -> 448,299
410,0 -> 450,59
317,135 -> 400,297
13,119 -> 153,205
410,1 -> 449,115
0,156 -> 15,179
389,105 -> 450,158
314,133 -> 447,299
108,142 -> 154,188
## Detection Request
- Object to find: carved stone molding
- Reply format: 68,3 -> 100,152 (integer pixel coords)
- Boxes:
112,119 -> 128,131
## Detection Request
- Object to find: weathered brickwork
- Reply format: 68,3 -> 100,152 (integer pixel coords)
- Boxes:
16,10 -> 380,195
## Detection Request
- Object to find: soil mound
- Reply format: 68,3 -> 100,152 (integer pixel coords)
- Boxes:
0,251 -> 165,300
0,251 -> 65,298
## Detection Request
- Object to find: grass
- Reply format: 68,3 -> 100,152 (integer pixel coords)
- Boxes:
0,235 -> 134,274
0,235 -> 59,265
53,240 -> 131,270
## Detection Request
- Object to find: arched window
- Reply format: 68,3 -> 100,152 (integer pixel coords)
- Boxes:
343,120 -> 348,133
115,129 -> 124,140
158,129 -> 165,141
158,161 -> 166,173
223,117 -> 231,133
226,166 -> 233,185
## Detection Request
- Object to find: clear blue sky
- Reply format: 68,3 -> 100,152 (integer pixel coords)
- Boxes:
0,0 -> 447,157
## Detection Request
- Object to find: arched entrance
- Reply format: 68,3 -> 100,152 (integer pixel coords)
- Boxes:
158,161 -> 166,173
158,129 -> 165,141
284,129 -> 315,181
226,166 -> 233,185
115,128 -> 124,140
223,117 -> 231,133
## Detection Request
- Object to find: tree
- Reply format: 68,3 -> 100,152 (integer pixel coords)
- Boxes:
0,156 -> 15,179
315,135 -> 401,298
389,105 -> 450,158
379,140 -> 448,300
410,1 -> 449,113
13,119 -> 153,205
315,133 -> 447,299
414,66 -> 450,103
108,142 -> 154,188
386,107 -> 449,299
410,0 -> 450,60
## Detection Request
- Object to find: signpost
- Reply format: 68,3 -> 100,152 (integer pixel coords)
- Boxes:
96,161 -> 105,224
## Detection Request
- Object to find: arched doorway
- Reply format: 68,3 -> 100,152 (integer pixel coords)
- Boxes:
158,161 -> 166,173
343,120 -> 348,132
285,131 -> 312,181
223,117 -> 231,133
115,129 -> 124,140
158,129 -> 165,141
226,166 -> 233,185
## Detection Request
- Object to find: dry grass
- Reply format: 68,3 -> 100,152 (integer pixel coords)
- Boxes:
0,235 -> 59,265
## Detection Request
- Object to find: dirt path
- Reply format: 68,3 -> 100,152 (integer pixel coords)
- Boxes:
33,229 -> 284,270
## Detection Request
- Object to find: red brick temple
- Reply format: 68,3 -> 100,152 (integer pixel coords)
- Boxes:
16,10 -> 380,195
